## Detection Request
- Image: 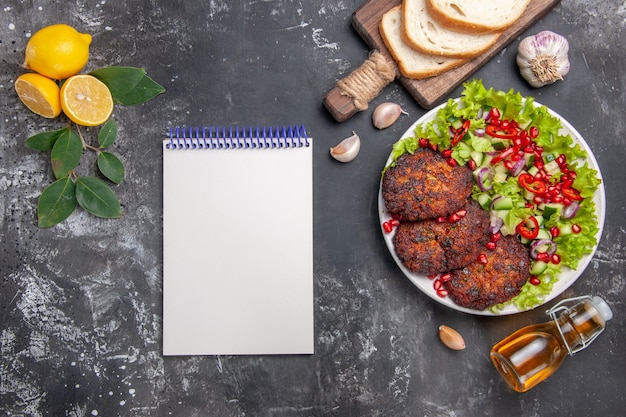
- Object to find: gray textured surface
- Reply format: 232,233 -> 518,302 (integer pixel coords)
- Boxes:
1,1 -> 624,416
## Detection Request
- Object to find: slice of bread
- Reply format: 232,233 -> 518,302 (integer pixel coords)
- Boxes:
402,0 -> 501,58
380,6 -> 466,80
426,0 -> 531,33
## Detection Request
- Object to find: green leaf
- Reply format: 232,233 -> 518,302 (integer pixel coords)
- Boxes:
97,152 -> 125,184
98,119 -> 118,148
90,66 -> 146,97
51,129 -> 83,179
37,176 -> 77,228
75,176 -> 122,218
25,128 -> 70,151
112,74 -> 166,106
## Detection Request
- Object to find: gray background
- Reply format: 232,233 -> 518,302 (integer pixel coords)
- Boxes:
1,1 -> 624,416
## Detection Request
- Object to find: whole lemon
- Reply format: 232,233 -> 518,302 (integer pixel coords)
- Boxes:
24,24 -> 92,80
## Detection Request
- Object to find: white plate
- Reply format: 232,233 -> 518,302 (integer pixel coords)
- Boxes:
378,100 -> 606,315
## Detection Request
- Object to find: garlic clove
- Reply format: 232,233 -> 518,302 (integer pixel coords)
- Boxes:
372,102 -> 408,129
517,30 -> 570,88
438,325 -> 466,350
330,131 -> 360,163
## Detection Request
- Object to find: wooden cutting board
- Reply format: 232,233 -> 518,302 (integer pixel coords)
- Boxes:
324,0 -> 561,121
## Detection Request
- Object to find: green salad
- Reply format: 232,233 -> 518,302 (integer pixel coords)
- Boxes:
388,79 -> 602,311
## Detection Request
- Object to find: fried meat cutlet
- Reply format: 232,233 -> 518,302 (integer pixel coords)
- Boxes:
382,148 -> 473,221
444,235 -> 531,310
392,199 -> 491,275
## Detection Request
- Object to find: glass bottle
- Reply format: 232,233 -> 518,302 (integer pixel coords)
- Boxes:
490,295 -> 613,392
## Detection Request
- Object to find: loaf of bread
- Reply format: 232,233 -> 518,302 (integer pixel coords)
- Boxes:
425,0 -> 531,33
380,6 -> 466,80
401,0 -> 501,57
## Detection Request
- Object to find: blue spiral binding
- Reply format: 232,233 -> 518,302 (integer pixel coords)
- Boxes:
167,125 -> 309,149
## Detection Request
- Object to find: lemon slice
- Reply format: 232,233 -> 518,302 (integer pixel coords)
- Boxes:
60,74 -> 113,126
15,73 -> 62,118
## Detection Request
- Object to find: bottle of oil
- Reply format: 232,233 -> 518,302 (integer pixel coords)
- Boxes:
490,295 -> 612,392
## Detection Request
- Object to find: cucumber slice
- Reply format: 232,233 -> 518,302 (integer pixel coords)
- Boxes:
543,203 -> 564,219
492,196 -> 513,210
530,261 -> 548,275
544,160 -> 561,176
494,171 -> 508,183
535,228 -> 551,240
524,153 -> 535,168
470,151 -> 484,167
450,118 -> 463,129
491,138 -> 508,150
476,193 -> 492,210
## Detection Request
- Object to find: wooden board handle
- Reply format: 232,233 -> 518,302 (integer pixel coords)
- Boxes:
324,51 -> 396,122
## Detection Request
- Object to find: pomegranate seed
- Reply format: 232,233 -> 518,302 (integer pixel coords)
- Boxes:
449,209 -> 467,221
441,149 -> 453,158
427,274 -> 438,280
390,218 -> 400,227
519,130 -> 529,141
550,226 -> 560,238
529,276 -> 541,285
529,126 -> 539,138
485,241 -> 497,251
572,224 -> 582,233
419,138 -> 429,148
383,221 -> 393,233
533,195 -> 544,205
468,159 -> 477,170
490,231 -> 502,242
446,158 -> 457,167
436,216 -> 447,223
478,253 -> 488,265
428,143 -> 439,152
537,253 -> 549,262
440,273 -> 452,283
525,202 -> 534,209
433,279 -> 443,291
437,288 -> 448,298
551,254 -> 561,264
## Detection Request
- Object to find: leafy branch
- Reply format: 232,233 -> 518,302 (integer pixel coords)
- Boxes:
25,66 -> 165,227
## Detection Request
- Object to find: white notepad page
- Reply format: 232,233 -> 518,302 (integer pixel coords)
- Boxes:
162,133 -> 313,355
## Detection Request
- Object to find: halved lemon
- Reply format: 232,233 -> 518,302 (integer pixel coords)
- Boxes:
60,74 -> 113,126
15,72 -> 62,118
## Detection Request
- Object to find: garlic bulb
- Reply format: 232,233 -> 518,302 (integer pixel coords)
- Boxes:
330,131 -> 360,163
517,30 -> 570,88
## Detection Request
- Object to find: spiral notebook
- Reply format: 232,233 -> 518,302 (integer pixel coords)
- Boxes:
162,126 -> 313,356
